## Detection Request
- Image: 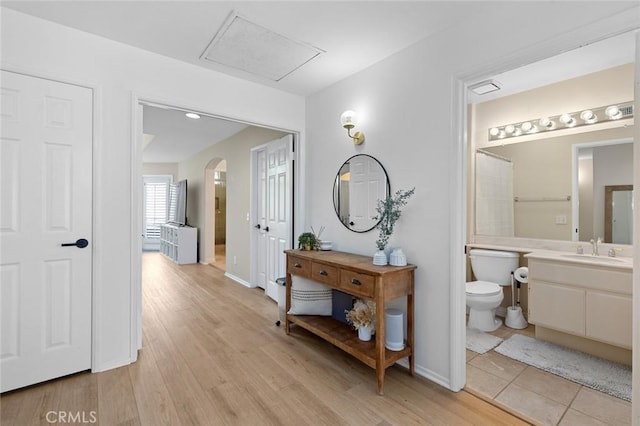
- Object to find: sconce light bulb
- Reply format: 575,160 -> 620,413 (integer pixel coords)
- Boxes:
520,121 -> 532,132
489,127 -> 500,137
505,124 -> 515,134
340,110 -> 357,129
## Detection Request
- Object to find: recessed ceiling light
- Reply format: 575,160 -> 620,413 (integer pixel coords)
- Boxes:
185,112 -> 201,119
469,80 -> 501,95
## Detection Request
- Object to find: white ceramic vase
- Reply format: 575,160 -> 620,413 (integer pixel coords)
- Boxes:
358,325 -> 373,341
372,249 -> 388,266
389,248 -> 407,266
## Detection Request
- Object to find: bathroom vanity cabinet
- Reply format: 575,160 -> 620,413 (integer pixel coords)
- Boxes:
528,256 -> 632,352
284,249 -> 416,395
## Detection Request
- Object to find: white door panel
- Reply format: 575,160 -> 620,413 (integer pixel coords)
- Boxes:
348,155 -> 386,230
1,71 -> 92,392
252,135 -> 291,302
265,135 -> 291,302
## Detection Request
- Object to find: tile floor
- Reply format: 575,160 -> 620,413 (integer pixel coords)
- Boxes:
465,323 -> 631,425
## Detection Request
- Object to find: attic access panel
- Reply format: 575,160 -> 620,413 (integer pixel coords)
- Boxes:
201,13 -> 324,81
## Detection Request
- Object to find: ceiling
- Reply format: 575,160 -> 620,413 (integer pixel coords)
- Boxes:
2,1 -> 494,96
3,2 -> 635,162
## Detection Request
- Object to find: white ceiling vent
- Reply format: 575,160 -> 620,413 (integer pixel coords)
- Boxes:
201,12 -> 324,82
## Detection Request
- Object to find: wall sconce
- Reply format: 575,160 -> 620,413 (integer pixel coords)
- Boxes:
488,101 -> 633,142
340,110 -> 365,145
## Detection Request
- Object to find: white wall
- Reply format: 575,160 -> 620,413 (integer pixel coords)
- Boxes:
305,3 -> 639,388
143,162 -> 178,181
1,8 -> 305,372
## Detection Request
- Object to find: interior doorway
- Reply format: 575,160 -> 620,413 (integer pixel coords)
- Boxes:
204,159 -> 227,270
458,28 -> 638,417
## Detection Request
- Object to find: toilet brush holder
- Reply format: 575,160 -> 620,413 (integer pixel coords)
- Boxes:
505,306 -> 528,329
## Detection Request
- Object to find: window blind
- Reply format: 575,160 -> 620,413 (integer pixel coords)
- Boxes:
143,176 -> 171,240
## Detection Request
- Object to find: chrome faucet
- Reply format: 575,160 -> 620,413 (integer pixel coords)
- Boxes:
590,237 -> 602,256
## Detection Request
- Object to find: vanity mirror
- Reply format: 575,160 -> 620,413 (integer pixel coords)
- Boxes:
333,154 -> 390,232
476,131 -> 633,244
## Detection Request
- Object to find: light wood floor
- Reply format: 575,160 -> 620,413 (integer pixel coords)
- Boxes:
1,253 -> 529,425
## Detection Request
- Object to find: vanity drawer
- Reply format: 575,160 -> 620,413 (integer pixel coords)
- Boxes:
311,263 -> 339,287
339,271 -> 375,298
287,256 -> 311,278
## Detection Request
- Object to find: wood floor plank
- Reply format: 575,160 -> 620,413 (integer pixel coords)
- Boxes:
1,253 -> 529,425
128,342 -> 182,426
96,366 -> 140,425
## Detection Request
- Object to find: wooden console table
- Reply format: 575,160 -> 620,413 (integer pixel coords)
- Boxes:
284,249 -> 416,395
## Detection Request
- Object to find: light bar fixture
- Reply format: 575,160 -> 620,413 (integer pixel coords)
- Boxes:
488,101 -> 633,141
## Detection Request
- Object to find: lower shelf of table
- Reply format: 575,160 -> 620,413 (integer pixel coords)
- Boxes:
287,314 -> 412,370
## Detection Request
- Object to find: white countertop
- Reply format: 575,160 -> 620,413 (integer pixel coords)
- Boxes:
524,250 -> 632,270
467,243 -> 633,271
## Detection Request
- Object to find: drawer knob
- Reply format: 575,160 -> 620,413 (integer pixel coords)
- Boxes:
350,278 -> 361,286
319,270 -> 328,276
294,263 -> 302,268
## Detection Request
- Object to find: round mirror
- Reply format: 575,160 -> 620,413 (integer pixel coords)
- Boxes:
333,154 -> 390,233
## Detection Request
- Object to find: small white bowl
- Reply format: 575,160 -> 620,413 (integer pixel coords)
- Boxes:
319,241 -> 333,251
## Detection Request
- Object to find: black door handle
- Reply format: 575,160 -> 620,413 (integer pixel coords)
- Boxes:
254,224 -> 261,229
264,226 -> 270,232
61,238 -> 89,248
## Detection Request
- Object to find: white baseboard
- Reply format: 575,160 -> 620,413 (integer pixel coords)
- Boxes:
394,359 -> 453,391
224,272 -> 255,288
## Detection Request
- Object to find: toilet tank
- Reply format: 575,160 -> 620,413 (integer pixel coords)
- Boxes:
469,249 -> 520,286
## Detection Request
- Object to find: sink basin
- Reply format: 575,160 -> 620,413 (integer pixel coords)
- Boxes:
561,254 -> 625,264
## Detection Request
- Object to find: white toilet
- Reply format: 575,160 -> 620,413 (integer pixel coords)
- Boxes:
466,249 -> 519,332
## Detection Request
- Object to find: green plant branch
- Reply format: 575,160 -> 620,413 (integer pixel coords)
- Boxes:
374,187 -> 415,251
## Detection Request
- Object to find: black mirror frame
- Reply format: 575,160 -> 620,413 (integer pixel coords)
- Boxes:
333,154 -> 390,233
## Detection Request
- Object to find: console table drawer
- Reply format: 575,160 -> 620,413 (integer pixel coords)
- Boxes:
311,263 -> 339,287
340,271 -> 375,298
287,256 -> 311,277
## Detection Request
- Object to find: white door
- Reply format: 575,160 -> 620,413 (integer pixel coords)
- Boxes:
255,148 -> 267,290
264,135 -> 292,301
253,135 -> 292,301
1,70 -> 93,392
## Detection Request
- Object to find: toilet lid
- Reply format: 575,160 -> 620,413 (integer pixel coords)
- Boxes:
466,281 -> 501,296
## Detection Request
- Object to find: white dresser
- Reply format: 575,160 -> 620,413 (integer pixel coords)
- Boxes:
160,223 -> 197,264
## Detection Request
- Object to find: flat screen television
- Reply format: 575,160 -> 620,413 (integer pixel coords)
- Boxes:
168,179 -> 188,226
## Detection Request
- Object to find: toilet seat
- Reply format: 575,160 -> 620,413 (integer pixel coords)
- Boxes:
466,281 -> 501,296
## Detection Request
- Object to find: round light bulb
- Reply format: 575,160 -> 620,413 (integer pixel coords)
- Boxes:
520,122 -> 532,132
489,127 -> 500,137
605,105 -> 621,120
580,110 -> 597,124
539,117 -> 555,129
559,113 -> 576,127
505,124 -> 515,134
340,110 -> 357,128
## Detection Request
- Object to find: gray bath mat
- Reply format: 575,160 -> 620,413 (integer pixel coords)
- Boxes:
495,334 -> 631,401
466,327 -> 503,354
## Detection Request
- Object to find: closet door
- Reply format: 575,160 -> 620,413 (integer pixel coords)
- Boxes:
264,135 -> 292,302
